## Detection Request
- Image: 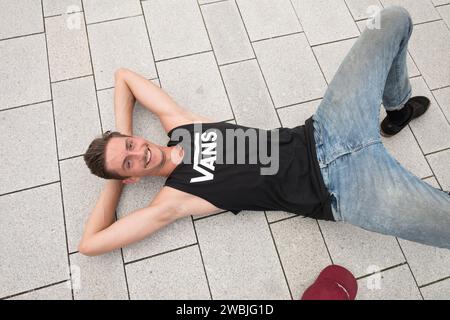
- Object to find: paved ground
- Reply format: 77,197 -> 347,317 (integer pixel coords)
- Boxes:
1,0 -> 450,300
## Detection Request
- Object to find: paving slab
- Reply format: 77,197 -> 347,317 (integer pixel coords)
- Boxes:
0,0 -> 43,40
0,183 -> 69,298
52,76 -> 101,159
42,0 -> 82,17
433,86 -> 450,123
45,13 -> 92,82
70,251 -> 128,299
0,34 -> 50,109
126,245 -> 210,300
409,20 -> 450,90
83,0 -> 142,24
0,102 -> 58,195
201,1 -> 254,65
427,148 -> 450,191
270,217 -> 332,298
8,282 -> 72,300
408,77 -> 450,155
291,0 -> 359,46
194,211 -> 291,299
398,238 -> 450,286
220,59 -> 280,129
235,0 -> 302,41
357,264 -> 422,300
142,0 -> 211,61
157,52 -> 233,122
87,16 -> 156,89
318,221 -> 405,278
253,33 -> 327,107
421,278 -> 450,300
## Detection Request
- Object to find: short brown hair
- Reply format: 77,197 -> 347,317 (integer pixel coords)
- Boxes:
84,131 -> 130,180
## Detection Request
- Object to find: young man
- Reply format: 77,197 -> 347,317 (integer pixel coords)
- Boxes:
80,6 -> 450,257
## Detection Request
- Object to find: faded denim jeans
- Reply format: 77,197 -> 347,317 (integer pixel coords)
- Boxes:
312,6 -> 450,249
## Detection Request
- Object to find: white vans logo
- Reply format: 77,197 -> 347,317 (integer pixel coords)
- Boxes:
190,131 -> 217,183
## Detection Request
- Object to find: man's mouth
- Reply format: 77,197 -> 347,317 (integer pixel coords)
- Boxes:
146,146 -> 152,168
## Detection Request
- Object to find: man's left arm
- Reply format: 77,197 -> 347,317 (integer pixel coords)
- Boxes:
113,68 -> 212,135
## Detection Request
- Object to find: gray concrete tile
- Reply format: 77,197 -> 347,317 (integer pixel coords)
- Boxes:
45,14 -> 92,82
381,0 -> 440,24
277,99 -> 321,128
201,1 -> 254,65
399,239 -> 450,286
253,33 -> 327,107
0,102 -> 59,195
437,4 -> 450,28
52,76 -> 101,159
270,217 -> 332,298
0,0 -> 43,40
83,0 -> 142,24
318,221 -> 405,278
116,177 -> 197,263
8,282 -> 72,300
195,211 -> 291,299
220,59 -> 280,129
60,156 -> 105,253
357,264 -> 422,300
0,34 -> 50,109
97,80 -> 168,145
380,109 -> 433,179
345,0 -> 382,20
266,211 -> 297,223
312,38 -> 358,83
43,0 -> 82,16
0,184 -> 69,298
235,0 -> 302,41
409,20 -> 450,90
408,77 -> 450,154
199,0 -> 221,3
87,16 -> 156,89
291,0 -> 359,46
421,278 -> 450,300
70,251 -> 128,299
433,0 -> 450,5
157,52 -> 233,122
427,149 -> 450,191
142,0 -> 211,61
126,245 -> 210,299
433,85 -> 450,122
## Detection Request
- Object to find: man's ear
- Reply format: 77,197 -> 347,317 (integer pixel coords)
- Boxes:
122,177 -> 141,185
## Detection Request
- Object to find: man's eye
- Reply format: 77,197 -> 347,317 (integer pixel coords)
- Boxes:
127,160 -> 131,169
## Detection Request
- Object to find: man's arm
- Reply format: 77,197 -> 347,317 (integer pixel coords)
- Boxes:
78,203 -> 178,256
114,68 -> 213,134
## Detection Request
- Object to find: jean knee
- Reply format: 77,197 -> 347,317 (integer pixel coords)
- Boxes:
379,6 -> 413,32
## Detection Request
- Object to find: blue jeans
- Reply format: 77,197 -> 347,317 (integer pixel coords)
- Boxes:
312,6 -> 450,249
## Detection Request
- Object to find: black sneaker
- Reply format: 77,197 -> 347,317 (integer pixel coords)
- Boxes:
381,96 -> 430,137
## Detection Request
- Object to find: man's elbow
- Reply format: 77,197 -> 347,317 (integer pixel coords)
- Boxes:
114,68 -> 129,81
78,240 -> 98,257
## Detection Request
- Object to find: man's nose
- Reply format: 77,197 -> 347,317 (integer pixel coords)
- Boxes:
128,149 -> 145,157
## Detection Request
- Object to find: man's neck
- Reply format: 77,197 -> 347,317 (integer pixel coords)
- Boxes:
148,145 -> 182,177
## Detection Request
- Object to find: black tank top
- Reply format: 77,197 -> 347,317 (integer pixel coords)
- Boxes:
164,116 -> 334,221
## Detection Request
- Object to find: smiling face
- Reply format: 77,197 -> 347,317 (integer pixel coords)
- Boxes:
104,135 -> 165,179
